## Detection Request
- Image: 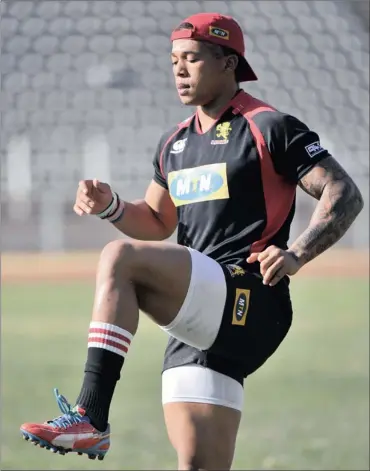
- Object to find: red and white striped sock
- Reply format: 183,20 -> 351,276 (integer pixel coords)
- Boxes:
88,321 -> 133,358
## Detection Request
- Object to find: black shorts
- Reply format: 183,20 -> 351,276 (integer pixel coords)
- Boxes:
162,264 -> 293,386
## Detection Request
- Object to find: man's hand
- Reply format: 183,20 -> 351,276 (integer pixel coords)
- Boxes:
247,245 -> 302,286
73,179 -> 113,216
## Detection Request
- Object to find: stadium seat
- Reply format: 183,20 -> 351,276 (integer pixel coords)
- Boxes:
129,52 -> 156,73
158,15 -> 183,34
20,17 -> 46,38
89,35 -> 115,54
48,17 -> 74,37
45,53 -> 72,73
17,91 -> 41,111
138,107 -> 167,127
58,110 -> 85,125
132,16 -> 158,37
141,70 -> 169,90
117,35 -> 143,54
269,15 -> 297,34
257,1 -> 286,16
147,1 -> 174,19
281,34 -> 310,53
8,1 -> 34,20
36,1 -> 62,19
175,1 -> 205,17
72,90 -> 97,110
104,17 -> 131,37
202,1 -> 230,15
44,91 -> 69,111
49,126 -> 76,151
32,72 -> 56,91
230,1 -> 258,17
60,71 -> 84,91
112,109 -> 138,127
168,106 -> 192,124
85,109 -> 112,126
144,35 -> 169,55
284,1 -> 311,16
99,89 -> 126,110
1,53 -> 16,75
2,110 -> 28,130
33,35 -> 59,55
294,51 -> 321,69
18,54 -> 44,74
73,52 -> 99,71
118,1 -> 145,19
63,1 -> 89,19
91,1 -> 118,19
60,35 -> 88,55
153,89 -> 179,107
0,91 -> 14,113
76,17 -> 102,37
5,35 -> 29,55
107,126 -> 136,151
3,72 -> 29,92
127,89 -> 153,107
28,110 -> 56,127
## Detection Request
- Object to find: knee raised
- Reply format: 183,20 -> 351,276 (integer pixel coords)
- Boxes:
99,240 -> 135,275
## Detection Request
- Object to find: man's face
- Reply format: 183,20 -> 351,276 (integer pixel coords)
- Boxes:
171,39 -> 228,106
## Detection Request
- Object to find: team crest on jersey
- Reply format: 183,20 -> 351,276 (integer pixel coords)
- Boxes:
211,122 -> 232,145
226,264 -> 246,277
168,163 -> 229,207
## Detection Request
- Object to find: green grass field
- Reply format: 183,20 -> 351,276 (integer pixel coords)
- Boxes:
2,278 -> 369,470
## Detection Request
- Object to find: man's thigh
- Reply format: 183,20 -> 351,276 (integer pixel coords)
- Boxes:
163,397 -> 241,470
133,244 -> 227,351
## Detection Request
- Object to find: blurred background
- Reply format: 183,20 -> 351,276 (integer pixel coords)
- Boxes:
1,0 -> 369,250
1,1 -> 369,470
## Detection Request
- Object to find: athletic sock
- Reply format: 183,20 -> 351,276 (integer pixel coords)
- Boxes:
75,321 -> 133,432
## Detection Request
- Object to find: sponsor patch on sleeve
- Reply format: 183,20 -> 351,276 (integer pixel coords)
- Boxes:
305,141 -> 325,159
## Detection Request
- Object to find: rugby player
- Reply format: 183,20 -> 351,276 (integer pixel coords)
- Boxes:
20,13 -> 363,470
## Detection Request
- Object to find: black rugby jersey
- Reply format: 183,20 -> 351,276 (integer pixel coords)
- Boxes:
153,90 -> 330,267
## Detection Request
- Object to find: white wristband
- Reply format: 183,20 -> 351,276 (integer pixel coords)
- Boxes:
97,192 -> 118,219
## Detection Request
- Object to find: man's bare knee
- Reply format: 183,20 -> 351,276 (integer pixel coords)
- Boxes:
98,239 -> 136,278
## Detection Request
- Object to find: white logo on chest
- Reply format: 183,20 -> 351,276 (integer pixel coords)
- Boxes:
170,138 -> 187,154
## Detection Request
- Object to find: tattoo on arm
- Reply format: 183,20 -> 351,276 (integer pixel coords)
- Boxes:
290,156 -> 364,265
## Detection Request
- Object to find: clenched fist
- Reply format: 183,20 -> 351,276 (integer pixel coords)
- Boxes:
73,179 -> 113,216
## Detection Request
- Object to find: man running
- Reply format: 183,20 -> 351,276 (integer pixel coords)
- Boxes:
20,12 -> 363,470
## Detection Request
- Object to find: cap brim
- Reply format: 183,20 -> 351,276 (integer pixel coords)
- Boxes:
238,56 -> 258,82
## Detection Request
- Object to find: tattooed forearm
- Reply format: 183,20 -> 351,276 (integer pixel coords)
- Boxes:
289,157 -> 364,266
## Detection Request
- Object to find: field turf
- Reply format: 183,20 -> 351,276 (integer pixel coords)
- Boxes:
2,277 -> 369,470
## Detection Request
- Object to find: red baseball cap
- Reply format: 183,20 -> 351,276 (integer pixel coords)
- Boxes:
171,12 -> 257,82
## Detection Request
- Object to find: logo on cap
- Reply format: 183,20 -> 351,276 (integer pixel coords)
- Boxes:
209,26 -> 229,40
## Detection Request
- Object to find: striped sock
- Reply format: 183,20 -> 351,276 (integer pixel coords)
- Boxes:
88,321 -> 132,357
76,322 -> 133,432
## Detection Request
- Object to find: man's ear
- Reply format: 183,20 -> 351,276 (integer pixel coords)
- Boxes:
225,54 -> 239,72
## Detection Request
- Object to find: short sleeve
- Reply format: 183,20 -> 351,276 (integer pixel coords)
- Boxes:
254,112 -> 331,182
152,137 -> 168,190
